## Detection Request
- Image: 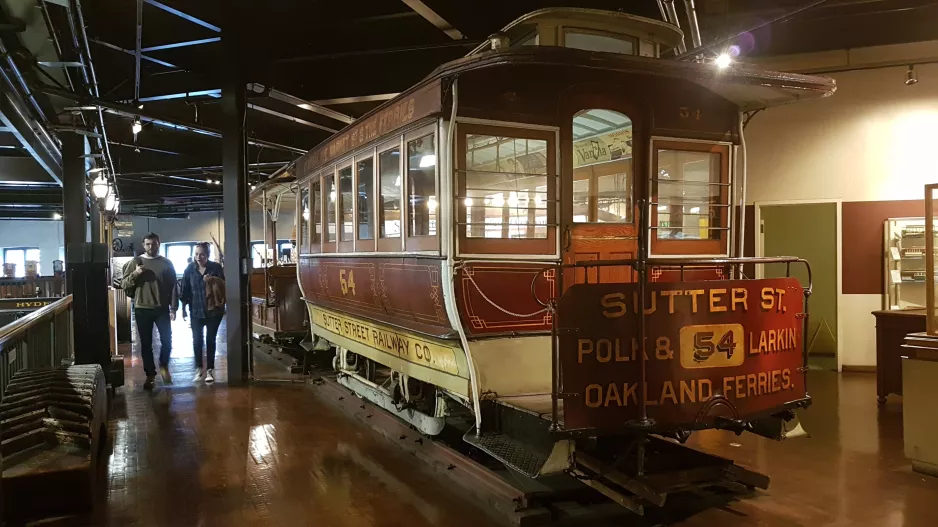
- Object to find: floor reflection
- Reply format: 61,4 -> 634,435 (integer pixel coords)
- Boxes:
84,323 -> 938,526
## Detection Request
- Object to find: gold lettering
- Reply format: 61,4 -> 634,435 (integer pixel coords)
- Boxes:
761,287 -> 775,311
660,381 -> 678,405
660,289 -> 681,314
747,374 -> 758,397
680,380 -> 696,404
768,330 -> 776,352
685,289 -> 705,313
709,288 -> 728,312
596,339 -> 613,363
604,383 -> 622,407
731,288 -> 748,311
758,372 -> 768,394
615,339 -> 630,362
624,383 -> 639,405
601,293 -> 627,318
585,385 -> 603,408
699,379 -> 713,402
771,370 -> 781,392
735,375 -> 746,399
782,369 -> 792,390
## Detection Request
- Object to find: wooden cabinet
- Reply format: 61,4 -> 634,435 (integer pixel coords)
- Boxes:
873,309 -> 926,403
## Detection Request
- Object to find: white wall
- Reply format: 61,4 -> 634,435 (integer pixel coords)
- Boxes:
122,207 -> 297,250
0,220 -> 64,275
746,63 -> 938,204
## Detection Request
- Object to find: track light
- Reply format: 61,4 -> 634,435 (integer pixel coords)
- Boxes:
131,118 -> 142,135
715,53 -> 732,69
906,65 -> 918,86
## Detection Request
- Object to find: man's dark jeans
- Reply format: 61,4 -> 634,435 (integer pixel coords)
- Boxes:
135,308 -> 172,377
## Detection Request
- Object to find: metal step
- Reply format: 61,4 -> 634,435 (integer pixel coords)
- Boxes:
463,429 -> 549,478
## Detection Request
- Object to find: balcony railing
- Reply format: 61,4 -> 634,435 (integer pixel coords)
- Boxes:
0,295 -> 73,400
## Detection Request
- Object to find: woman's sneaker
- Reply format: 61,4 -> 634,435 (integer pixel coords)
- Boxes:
143,375 -> 155,390
160,366 -> 173,385
192,369 -> 204,382
205,369 -> 215,383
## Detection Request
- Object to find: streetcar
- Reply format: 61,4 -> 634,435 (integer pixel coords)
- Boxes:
291,7 -> 835,513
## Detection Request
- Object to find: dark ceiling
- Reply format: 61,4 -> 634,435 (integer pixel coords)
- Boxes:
1,0 -> 937,218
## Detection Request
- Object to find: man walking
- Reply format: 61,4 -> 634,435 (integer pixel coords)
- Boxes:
121,232 -> 179,390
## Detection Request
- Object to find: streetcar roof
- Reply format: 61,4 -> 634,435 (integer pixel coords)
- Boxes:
466,7 -> 685,56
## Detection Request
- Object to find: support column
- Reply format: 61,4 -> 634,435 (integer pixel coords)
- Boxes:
221,3 -> 251,384
62,133 -> 85,293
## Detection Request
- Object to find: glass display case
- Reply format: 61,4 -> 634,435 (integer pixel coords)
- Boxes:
884,217 -> 935,310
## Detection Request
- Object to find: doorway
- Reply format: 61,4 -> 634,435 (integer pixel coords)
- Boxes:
757,201 -> 840,371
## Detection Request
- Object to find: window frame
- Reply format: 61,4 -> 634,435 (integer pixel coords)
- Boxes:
308,176 -> 321,254
377,139 -> 404,252
320,165 -> 337,253
355,150 -> 377,252
560,27 -> 639,56
649,138 -> 732,257
298,179 -> 313,255
455,122 -> 558,256
3,246 -> 40,278
336,160 -> 355,252
404,124 -> 440,252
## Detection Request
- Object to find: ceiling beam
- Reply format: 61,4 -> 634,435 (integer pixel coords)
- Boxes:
276,40 -> 479,64
136,89 -> 221,102
39,85 -> 308,155
400,0 -> 464,40
247,103 -> 339,134
90,38 -> 178,69
142,37 -> 221,52
312,93 -> 399,106
248,83 -> 353,123
135,0 -> 144,102
143,0 -> 221,33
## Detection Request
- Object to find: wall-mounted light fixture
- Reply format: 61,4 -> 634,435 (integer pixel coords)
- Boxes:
906,65 -> 919,86
91,174 -> 110,200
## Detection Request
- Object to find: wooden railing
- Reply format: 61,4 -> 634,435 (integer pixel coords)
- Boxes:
0,296 -> 73,400
0,275 -> 66,299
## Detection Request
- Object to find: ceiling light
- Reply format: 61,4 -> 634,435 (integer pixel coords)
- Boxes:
53,212 -> 61,220
88,167 -> 106,174
251,185 -> 256,191
105,194 -> 120,213
91,175 -> 110,199
330,190 -> 336,202
427,196 -> 438,212
419,154 -> 436,168
715,53 -> 732,69
131,118 -> 142,135
394,175 -> 401,187
657,205 -> 668,212
906,65 -> 918,86
492,193 -> 505,207
690,206 -> 701,214
464,197 -> 473,207
302,208 -> 310,221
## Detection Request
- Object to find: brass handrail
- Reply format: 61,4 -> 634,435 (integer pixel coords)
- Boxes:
0,295 -> 73,349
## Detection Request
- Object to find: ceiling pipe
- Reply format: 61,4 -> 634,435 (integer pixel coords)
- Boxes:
38,84 -> 308,155
662,1 -> 687,54
67,0 -> 117,193
683,0 -> 703,49
657,0 -> 670,23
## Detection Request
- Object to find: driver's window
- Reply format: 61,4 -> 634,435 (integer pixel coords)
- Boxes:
572,109 -> 633,223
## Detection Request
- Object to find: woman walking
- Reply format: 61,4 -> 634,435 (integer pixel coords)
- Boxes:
180,242 -> 225,383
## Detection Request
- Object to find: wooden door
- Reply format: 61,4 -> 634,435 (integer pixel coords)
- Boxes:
563,157 -> 638,285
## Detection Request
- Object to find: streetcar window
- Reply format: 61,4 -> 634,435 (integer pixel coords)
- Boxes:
572,109 -> 633,223
378,148 -> 401,239
311,180 -> 321,247
464,134 -> 548,239
357,157 -> 374,241
564,29 -> 636,55
324,173 -> 336,243
407,134 -> 437,237
652,142 -> 730,255
339,165 -> 354,242
299,186 -> 310,249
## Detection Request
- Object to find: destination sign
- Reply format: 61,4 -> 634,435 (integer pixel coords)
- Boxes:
559,278 -> 806,429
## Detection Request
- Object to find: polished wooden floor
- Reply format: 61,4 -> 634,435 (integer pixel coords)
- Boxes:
74,318 -> 938,526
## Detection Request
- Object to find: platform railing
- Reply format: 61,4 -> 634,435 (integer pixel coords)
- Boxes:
0,295 -> 73,400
